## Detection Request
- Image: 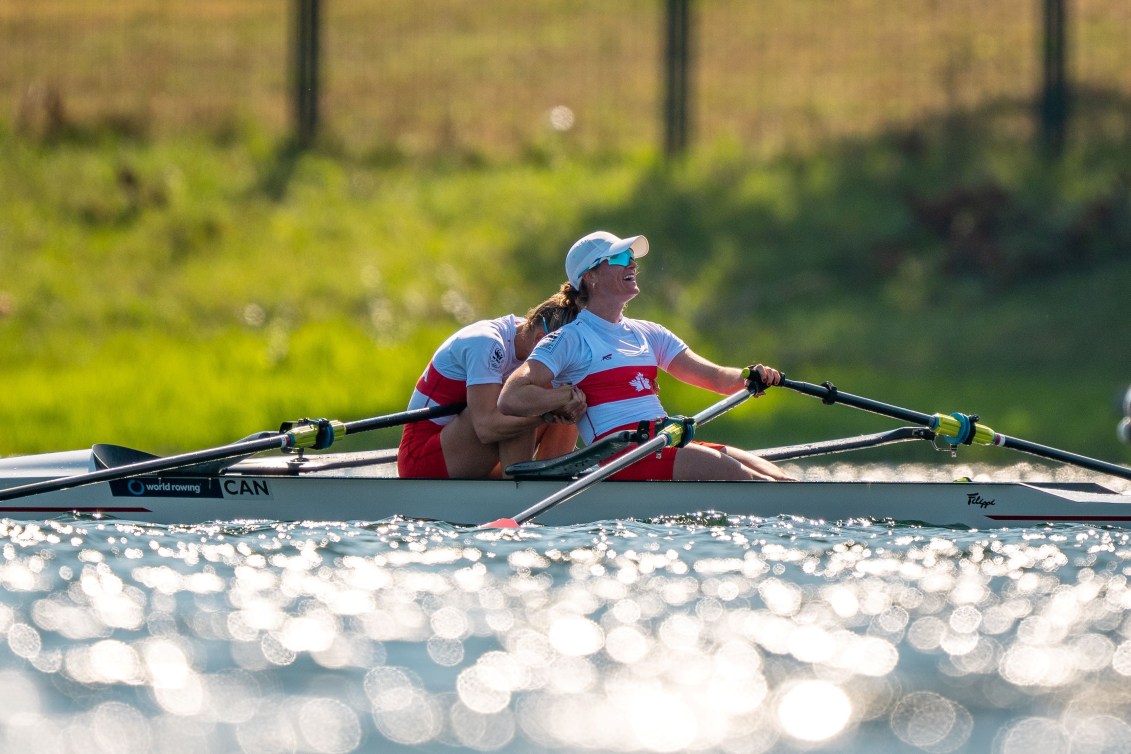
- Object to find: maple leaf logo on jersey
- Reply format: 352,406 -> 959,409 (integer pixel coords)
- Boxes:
629,373 -> 652,392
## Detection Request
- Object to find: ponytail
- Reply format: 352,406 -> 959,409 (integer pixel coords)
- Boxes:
525,281 -> 582,333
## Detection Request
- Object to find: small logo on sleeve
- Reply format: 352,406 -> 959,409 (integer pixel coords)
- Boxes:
540,331 -> 563,354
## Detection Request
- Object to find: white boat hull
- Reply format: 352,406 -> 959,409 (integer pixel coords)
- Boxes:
1,449 -> 1130,528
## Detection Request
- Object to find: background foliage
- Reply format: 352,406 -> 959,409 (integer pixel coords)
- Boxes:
1,2 -> 1128,464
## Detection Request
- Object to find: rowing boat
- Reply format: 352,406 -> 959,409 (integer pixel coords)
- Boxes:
0,436 -> 1128,529
2,378 -> 1128,528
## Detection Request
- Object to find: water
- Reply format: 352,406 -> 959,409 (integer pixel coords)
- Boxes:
1,463 -> 1131,753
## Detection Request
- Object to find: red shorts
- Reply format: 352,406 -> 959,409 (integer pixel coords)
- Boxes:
603,440 -> 726,481
397,421 -> 450,479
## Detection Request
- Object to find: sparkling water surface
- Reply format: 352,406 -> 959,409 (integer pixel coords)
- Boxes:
2,463 -> 1131,753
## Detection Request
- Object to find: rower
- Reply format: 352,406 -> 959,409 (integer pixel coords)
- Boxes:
396,287 -> 585,480
499,230 -> 795,482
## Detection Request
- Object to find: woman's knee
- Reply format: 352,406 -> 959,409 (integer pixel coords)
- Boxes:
673,445 -> 751,481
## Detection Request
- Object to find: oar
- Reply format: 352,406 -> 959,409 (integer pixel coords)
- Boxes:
754,426 -> 934,462
779,377 -> 1131,482
0,402 -> 464,502
486,387 -> 755,528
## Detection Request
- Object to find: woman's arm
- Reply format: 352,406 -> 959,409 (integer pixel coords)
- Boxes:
499,360 -> 586,420
465,382 -> 545,444
666,349 -> 780,395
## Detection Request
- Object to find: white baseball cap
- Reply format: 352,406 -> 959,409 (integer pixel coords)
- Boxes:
565,231 -> 650,288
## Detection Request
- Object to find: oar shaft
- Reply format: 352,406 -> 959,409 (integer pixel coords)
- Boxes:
344,403 -> 464,434
998,434 -> 1131,482
780,378 -> 935,425
780,377 -> 1131,483
0,401 -> 466,503
0,434 -> 291,502
508,434 -> 669,525
754,427 -> 934,462
506,388 -> 754,526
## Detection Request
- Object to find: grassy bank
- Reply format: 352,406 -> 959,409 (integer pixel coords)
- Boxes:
2,118 -> 1130,464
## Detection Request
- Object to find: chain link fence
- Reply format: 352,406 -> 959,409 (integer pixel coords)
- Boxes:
4,0 -> 1129,157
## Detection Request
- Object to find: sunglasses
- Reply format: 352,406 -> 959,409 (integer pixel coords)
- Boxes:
588,249 -> 635,271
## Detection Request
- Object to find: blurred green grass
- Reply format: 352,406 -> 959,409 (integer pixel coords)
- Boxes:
5,1 -> 1129,158
2,107 -> 1129,463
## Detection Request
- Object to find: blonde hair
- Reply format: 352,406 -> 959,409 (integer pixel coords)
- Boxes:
525,282 -> 581,333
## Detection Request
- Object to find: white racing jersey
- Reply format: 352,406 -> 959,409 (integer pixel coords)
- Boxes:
528,309 -> 687,444
407,315 -> 525,425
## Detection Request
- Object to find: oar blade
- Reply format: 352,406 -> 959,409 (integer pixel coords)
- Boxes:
482,518 -> 521,530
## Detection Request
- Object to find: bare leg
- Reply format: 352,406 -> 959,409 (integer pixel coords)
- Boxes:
438,412 -> 514,478
672,444 -> 776,481
493,424 -> 579,479
496,429 -> 541,480
534,424 -> 578,460
717,446 -> 797,481
438,412 -> 574,479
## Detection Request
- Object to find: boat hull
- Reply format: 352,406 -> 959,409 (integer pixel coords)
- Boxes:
1,450 -> 1129,528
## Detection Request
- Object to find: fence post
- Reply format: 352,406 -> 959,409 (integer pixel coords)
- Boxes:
1040,0 -> 1067,157
294,0 -> 321,147
663,0 -> 693,157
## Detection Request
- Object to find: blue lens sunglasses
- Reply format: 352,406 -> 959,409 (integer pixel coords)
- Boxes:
589,249 -> 634,272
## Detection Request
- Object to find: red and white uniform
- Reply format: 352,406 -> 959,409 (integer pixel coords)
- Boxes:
528,310 -> 687,445
398,315 -> 525,478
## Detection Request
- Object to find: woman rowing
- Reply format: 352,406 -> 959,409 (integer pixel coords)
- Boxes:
397,289 -> 587,479
498,230 -> 795,482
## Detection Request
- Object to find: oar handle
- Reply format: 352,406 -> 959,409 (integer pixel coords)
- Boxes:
279,403 -> 467,449
344,403 -> 464,434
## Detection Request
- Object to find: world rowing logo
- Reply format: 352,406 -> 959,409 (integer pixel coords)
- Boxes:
629,373 -> 652,392
110,476 -> 266,499
966,492 -> 995,509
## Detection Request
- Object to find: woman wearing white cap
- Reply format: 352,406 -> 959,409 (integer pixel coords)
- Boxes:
498,230 -> 794,482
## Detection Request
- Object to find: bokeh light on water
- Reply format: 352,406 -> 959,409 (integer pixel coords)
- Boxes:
1,466 -> 1131,752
